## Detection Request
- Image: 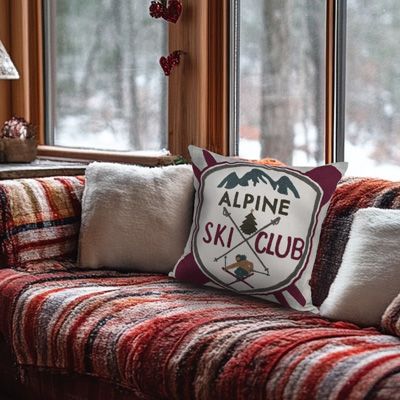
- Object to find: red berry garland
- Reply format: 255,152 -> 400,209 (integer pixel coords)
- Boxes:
149,1 -> 164,18
150,1 -> 183,76
149,0 -> 182,23
159,51 -> 183,76
165,0 -> 182,23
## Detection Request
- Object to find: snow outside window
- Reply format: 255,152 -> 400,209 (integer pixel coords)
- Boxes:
45,0 -> 168,153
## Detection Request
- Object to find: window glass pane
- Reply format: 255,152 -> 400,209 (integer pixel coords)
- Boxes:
238,0 -> 326,165
50,0 -> 167,152
345,1 -> 400,178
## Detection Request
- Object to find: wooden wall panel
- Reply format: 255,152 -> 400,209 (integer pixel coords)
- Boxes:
168,0 -> 230,159
0,0 -> 43,141
10,0 -> 30,119
168,0 -> 208,159
0,0 -> 11,125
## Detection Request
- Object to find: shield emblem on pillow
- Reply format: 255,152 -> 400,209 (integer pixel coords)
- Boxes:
193,163 -> 322,294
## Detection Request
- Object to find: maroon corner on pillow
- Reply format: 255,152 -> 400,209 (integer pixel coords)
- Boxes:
0,176 -> 85,269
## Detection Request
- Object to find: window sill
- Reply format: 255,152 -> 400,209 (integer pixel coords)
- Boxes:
37,145 -> 182,166
0,158 -> 87,180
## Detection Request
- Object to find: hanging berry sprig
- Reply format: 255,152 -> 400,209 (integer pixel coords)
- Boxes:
149,0 -> 182,24
159,51 -> 184,76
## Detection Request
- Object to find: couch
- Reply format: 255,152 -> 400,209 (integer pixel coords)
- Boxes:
0,174 -> 399,400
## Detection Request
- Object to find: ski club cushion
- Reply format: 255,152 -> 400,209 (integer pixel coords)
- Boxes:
170,146 -> 348,312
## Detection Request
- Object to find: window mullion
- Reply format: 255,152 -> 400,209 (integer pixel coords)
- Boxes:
333,0 -> 347,162
326,0 -> 347,164
325,0 -> 335,163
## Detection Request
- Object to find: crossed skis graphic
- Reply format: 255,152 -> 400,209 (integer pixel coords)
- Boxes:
214,207 -> 281,280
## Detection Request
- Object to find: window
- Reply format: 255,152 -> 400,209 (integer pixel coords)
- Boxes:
37,0 -> 229,161
238,0 -> 326,166
345,0 -> 400,178
235,0 -> 400,178
6,0 -> 398,175
44,0 -> 167,153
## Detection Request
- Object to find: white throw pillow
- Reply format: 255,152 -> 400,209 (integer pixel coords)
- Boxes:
78,162 -> 194,273
320,208 -> 400,326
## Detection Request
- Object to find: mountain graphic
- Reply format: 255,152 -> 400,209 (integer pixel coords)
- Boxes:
218,168 -> 300,198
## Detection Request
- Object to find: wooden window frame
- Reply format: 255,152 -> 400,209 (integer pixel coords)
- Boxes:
1,0 -> 340,165
325,0 -> 346,164
325,0 -> 335,164
0,0 -> 230,164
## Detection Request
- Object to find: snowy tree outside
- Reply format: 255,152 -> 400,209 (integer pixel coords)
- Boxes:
51,0 -> 167,153
50,1 -> 400,179
239,0 -> 400,179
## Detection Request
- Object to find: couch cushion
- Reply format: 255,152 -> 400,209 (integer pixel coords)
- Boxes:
2,266 -> 399,399
0,176 -> 85,269
171,146 -> 347,312
312,177 -> 400,306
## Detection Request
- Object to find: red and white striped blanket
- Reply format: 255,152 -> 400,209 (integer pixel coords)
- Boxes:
1,266 -> 399,400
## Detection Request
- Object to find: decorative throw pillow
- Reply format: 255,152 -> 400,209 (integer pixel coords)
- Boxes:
170,146 -> 347,312
0,176 -> 85,269
381,292 -> 400,337
320,208 -> 400,326
78,162 -> 194,273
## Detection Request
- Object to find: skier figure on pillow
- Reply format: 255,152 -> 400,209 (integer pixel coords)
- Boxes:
223,254 -> 254,278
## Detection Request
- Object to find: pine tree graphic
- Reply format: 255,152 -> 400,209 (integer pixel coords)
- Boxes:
240,210 -> 258,235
